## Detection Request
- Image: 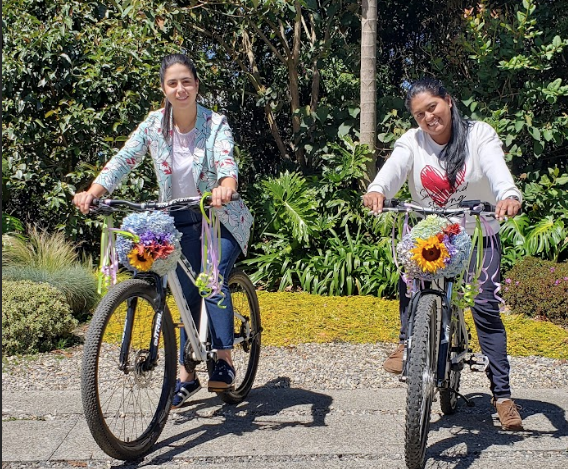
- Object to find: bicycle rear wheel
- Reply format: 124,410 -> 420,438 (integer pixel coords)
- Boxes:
439,306 -> 466,415
81,279 -> 177,461
405,294 -> 438,469
209,269 -> 261,404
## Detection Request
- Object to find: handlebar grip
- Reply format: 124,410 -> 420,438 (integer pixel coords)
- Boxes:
203,192 -> 241,205
459,200 -> 495,212
383,199 -> 400,208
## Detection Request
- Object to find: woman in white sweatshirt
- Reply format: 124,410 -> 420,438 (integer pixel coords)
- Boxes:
363,77 -> 523,431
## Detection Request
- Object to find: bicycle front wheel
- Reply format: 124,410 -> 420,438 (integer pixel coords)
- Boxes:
81,279 -> 177,461
405,294 -> 438,469
209,269 -> 261,404
439,306 -> 466,415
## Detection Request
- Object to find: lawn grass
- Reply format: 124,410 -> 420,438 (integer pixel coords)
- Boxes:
255,291 -> 568,360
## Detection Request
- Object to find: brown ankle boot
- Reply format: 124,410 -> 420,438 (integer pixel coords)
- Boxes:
492,398 -> 524,431
383,343 -> 405,374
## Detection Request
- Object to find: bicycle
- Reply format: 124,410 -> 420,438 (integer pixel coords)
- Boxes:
80,194 -> 261,461
379,199 -> 502,469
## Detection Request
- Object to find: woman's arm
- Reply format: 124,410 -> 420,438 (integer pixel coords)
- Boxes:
475,122 -> 522,219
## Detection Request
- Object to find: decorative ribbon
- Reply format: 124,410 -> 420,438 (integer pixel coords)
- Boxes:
193,192 -> 226,308
454,210 -> 504,308
98,215 -> 119,294
98,216 -> 144,294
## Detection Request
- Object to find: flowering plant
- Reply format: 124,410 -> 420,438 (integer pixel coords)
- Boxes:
115,211 -> 182,276
396,215 -> 472,281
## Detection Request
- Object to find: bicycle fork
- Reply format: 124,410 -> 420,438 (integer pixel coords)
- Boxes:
118,273 -> 167,373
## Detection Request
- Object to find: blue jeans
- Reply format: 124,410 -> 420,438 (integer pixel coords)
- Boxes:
172,210 -> 242,363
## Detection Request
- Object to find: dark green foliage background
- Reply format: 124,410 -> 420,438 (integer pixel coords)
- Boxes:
3,0 -> 567,304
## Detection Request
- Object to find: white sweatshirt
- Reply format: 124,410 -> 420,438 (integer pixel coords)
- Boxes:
367,121 -> 522,234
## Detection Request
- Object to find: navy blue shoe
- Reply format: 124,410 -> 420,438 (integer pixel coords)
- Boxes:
208,359 -> 236,392
172,378 -> 201,408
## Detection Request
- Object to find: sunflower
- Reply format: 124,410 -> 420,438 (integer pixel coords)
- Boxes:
127,245 -> 154,271
410,235 -> 450,273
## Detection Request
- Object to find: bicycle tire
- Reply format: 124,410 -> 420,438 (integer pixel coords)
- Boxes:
81,279 -> 177,461
439,306 -> 465,415
208,269 -> 261,404
405,294 -> 438,469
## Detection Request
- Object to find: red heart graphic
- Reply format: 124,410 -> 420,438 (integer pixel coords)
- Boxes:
420,165 -> 466,206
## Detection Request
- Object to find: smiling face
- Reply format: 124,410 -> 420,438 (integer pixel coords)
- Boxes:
161,63 -> 199,113
410,92 -> 453,144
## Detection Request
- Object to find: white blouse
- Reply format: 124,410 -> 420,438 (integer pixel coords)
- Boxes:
171,127 -> 199,199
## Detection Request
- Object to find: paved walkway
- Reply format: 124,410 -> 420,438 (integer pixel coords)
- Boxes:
2,386 -> 567,468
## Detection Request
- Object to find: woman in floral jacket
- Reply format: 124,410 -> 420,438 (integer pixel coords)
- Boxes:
74,53 -> 253,407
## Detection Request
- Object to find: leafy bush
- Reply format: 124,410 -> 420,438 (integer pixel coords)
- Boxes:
2,227 -> 99,318
502,257 -> 568,327
2,0 -> 181,251
2,280 -> 79,355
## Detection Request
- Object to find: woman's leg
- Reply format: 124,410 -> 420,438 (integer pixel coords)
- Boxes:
469,236 -> 522,430
382,277 -> 409,374
469,236 -> 511,399
204,223 -> 242,367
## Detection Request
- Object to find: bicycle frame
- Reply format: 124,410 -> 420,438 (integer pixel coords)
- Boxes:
167,255 -> 212,364
138,251 -> 252,370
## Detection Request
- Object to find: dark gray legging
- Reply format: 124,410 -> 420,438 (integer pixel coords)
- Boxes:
398,235 -> 511,399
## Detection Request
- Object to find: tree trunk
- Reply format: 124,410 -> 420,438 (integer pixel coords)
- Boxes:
360,0 -> 378,184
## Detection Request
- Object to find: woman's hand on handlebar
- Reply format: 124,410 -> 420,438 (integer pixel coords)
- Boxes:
73,184 -> 106,215
211,178 -> 238,208
362,191 -> 386,215
495,197 -> 522,221
73,191 -> 99,215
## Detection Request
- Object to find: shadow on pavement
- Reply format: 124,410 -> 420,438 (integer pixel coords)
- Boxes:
425,391 -> 568,468
110,376 -> 333,468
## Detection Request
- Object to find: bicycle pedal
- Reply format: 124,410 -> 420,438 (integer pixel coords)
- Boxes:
208,385 -> 235,393
467,353 -> 489,372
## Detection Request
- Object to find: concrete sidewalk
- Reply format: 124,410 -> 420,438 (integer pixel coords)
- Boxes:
2,386 -> 568,468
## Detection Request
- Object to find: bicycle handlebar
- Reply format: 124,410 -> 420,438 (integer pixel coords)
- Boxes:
381,199 -> 500,217
90,192 -> 241,214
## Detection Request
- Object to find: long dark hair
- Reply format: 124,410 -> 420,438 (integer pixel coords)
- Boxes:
405,77 -> 471,189
160,54 -> 199,142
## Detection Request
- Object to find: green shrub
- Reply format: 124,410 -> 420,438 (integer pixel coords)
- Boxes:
502,257 -> 568,327
2,265 -> 99,320
2,227 -> 100,319
2,280 -> 79,355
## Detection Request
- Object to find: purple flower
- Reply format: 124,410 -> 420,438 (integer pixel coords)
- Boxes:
505,278 -> 512,284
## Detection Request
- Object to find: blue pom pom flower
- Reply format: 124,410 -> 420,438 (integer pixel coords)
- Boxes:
115,211 -> 182,276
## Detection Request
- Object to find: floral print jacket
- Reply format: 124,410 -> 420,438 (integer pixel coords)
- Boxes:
94,104 -> 253,255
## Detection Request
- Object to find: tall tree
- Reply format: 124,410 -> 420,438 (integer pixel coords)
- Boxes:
360,0 -> 378,183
